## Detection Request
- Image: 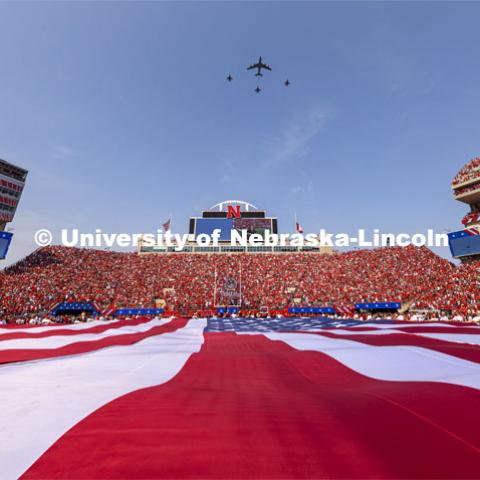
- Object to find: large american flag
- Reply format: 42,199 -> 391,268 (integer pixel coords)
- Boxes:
1,316 -> 479,479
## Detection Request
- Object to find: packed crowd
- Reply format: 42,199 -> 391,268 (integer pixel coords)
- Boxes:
452,157 -> 480,186
411,258 -> 480,319
453,181 -> 480,197
2,244 -> 474,322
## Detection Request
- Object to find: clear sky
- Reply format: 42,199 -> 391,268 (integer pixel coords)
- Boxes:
1,1 -> 479,265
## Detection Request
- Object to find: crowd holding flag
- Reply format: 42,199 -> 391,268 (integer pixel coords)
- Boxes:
2,317 -> 480,478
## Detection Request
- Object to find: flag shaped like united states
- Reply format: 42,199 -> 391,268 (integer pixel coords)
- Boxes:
1,317 -> 480,479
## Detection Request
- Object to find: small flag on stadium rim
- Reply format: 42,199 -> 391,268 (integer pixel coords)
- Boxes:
162,218 -> 171,232
294,213 -> 304,234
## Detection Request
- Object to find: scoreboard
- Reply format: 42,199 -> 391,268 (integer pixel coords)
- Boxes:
193,217 -> 275,241
189,203 -> 278,242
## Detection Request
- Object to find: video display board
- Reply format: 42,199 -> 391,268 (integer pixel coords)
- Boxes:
194,218 -> 274,241
195,218 -> 233,241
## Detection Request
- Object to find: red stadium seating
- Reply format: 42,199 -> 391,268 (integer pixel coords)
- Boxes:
411,259 -> 480,318
3,244 -> 476,322
452,156 -> 480,186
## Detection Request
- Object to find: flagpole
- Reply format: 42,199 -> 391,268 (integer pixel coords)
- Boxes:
213,266 -> 217,307
239,259 -> 242,308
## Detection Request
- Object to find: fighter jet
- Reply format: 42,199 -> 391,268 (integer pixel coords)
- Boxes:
227,74 -> 233,82
284,79 -> 290,86
255,85 -> 261,93
247,56 -> 272,77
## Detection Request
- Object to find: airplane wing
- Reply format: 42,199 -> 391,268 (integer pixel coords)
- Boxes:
261,63 -> 272,71
247,63 -> 260,70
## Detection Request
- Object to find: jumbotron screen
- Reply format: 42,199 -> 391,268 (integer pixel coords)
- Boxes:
194,217 -> 274,241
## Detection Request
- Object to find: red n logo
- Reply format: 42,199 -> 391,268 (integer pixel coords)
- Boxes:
227,205 -> 241,218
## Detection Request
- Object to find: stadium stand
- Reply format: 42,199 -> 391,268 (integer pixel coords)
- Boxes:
454,181 -> 480,197
452,156 -> 480,186
3,244 -> 476,322
411,259 -> 480,318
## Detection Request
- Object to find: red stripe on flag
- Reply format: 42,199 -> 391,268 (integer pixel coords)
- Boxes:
22,333 -> 480,479
0,317 -> 188,365
0,317 -> 150,341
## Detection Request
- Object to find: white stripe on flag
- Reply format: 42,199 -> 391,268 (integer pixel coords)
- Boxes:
253,332 -> 480,390
416,332 -> 480,346
0,317 -> 170,351
313,328 -> 480,346
305,328 -> 404,335
0,318 -> 121,335
0,318 -> 206,480
350,322 -> 457,329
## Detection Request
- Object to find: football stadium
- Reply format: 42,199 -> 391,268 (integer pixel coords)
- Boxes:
1,155 -> 480,478
1,3 -> 480,479
3,179 -> 480,322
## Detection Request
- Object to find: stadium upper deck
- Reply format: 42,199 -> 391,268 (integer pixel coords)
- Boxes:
452,157 -> 480,204
448,158 -> 480,260
0,158 -> 28,259
0,158 -> 28,231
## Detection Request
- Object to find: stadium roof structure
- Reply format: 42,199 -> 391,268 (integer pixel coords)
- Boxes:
209,200 -> 258,212
0,158 -> 28,182
0,157 -> 28,233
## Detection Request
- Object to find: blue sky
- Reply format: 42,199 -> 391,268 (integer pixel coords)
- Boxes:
1,1 -> 479,264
